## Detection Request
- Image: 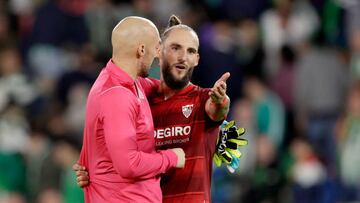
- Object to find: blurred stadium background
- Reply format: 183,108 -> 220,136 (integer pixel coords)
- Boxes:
0,0 -> 359,202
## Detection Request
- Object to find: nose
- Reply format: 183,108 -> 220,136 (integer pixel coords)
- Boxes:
177,49 -> 186,63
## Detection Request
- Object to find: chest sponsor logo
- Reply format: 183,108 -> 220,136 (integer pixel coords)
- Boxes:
182,104 -> 193,118
154,126 -> 191,139
154,126 -> 191,146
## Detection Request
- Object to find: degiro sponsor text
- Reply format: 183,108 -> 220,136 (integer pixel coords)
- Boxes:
154,126 -> 191,139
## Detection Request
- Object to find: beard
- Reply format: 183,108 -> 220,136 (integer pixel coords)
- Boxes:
162,60 -> 193,90
138,61 -> 149,78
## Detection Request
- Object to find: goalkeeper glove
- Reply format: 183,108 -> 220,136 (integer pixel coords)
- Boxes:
226,153 -> 240,173
213,120 -> 248,172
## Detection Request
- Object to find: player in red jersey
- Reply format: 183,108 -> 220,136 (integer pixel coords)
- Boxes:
74,15 -> 234,203
143,15 -> 230,203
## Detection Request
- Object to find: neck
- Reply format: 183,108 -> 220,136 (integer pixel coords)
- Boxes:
112,56 -> 138,80
159,80 -> 190,100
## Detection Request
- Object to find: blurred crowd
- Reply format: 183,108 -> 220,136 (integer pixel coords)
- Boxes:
0,0 -> 359,202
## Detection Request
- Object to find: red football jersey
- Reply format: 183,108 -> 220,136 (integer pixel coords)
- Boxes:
148,83 -> 221,203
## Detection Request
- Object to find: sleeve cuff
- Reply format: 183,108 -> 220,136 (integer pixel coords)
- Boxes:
161,149 -> 178,170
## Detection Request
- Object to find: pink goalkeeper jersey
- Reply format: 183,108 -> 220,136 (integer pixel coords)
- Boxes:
78,60 -> 178,203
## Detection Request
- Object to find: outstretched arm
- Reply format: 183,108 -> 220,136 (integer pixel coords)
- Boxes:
205,72 -> 230,121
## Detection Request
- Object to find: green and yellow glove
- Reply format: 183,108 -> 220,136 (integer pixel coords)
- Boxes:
213,120 -> 248,172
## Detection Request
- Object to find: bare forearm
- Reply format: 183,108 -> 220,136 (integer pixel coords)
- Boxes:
205,96 -> 230,121
207,72 -> 230,121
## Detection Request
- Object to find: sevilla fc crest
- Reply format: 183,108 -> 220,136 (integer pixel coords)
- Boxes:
182,104 -> 194,118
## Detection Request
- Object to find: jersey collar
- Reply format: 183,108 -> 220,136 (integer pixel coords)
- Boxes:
105,59 -> 135,86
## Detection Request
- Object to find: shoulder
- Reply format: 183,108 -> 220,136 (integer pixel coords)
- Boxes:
190,84 -> 210,100
100,85 -> 137,107
100,85 -> 131,95
98,85 -> 140,118
138,77 -> 160,89
138,77 -> 160,97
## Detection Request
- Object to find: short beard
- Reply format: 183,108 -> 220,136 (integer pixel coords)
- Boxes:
162,61 -> 193,90
139,62 -> 149,78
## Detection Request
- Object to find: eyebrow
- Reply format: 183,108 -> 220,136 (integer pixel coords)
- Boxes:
188,47 -> 197,53
170,43 -> 181,48
170,43 -> 198,52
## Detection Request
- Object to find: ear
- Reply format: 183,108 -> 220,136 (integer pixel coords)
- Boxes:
137,44 -> 146,58
157,45 -> 164,58
194,53 -> 200,67
156,45 -> 161,58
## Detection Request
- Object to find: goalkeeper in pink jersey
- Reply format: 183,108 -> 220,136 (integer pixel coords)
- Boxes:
77,16 -> 186,203
74,15 -> 247,203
